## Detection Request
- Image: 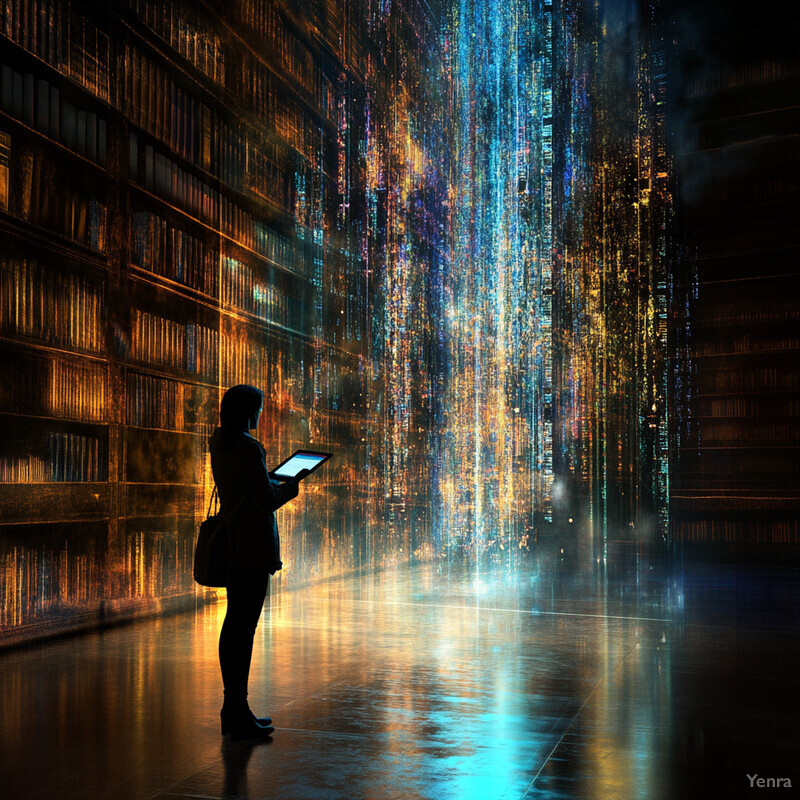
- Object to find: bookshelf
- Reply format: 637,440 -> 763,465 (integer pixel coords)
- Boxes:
668,0 -> 800,555
1,0 -> 435,647
0,0 -> 448,646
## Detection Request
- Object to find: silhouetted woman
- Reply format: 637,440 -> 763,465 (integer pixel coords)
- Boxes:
210,384 -> 303,740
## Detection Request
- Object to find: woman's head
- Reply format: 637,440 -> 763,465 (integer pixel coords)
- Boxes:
220,384 -> 263,430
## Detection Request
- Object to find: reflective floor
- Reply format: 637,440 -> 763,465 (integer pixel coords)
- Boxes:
1,556 -> 799,800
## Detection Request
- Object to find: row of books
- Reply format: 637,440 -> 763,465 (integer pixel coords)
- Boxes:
699,419 -> 800,443
235,0 -> 324,100
2,539 -> 108,628
10,146 -> 107,249
241,140 -> 291,208
698,366 -> 799,393
134,138 -> 215,221
677,519 -> 799,544
123,49 -> 292,209
702,397 -> 800,418
124,45 -> 213,170
219,334 -> 267,391
128,0 -> 227,87
0,351 -> 108,421
0,431 -> 105,482
49,430 -> 105,481
1,0 -> 111,103
49,358 -> 107,421
125,528 -> 196,597
251,221 -> 309,275
1,64 -> 108,164
233,0 -> 280,52
127,371 -> 181,430
127,371 -> 216,431
130,309 -> 218,380
275,21 -> 315,95
129,0 -> 333,125
221,256 -> 306,330
215,123 -> 290,207
693,334 -> 800,357
274,94 -> 314,161
239,52 -> 278,122
1,0 -> 65,75
130,210 -> 219,296
133,139 -> 306,273
125,6 -> 325,164
0,453 -> 51,482
0,255 -> 104,352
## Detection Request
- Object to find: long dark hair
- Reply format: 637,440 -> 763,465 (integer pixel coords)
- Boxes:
220,384 -> 263,430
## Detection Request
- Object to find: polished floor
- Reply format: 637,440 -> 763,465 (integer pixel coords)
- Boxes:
1,556 -> 799,800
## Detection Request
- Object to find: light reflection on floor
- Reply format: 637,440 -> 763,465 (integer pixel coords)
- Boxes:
1,557 -> 798,800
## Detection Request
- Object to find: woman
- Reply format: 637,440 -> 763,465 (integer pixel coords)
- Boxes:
210,384 -> 304,741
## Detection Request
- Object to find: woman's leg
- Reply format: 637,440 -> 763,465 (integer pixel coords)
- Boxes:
218,567 -> 270,710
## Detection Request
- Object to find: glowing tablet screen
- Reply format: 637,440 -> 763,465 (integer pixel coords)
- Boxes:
272,450 -> 332,480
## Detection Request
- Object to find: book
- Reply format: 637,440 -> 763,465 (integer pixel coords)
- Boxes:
0,65 -> 107,163
76,109 -> 86,156
11,69 -> 22,117
0,130 -> 9,210
1,65 -> 12,111
86,111 -> 97,161
0,255 -> 104,351
131,308 -> 217,379
61,101 -> 76,150
35,77 -> 49,130
22,72 -> 34,126
49,85 -> 59,139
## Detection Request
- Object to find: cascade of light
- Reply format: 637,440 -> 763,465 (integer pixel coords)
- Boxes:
551,1 -> 674,558
440,0 -> 555,561
364,1 -> 448,564
438,0 -> 673,563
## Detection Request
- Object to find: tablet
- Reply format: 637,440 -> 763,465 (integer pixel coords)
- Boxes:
272,449 -> 332,480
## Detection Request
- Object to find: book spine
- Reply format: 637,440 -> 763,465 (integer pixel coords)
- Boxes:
0,130 -> 9,211
49,85 -> 59,139
22,72 -> 34,126
35,77 -> 49,130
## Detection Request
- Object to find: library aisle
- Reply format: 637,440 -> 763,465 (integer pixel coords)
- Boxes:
1,559 -> 799,800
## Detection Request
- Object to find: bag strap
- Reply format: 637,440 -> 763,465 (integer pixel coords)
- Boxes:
205,485 -> 218,519
205,484 -> 249,521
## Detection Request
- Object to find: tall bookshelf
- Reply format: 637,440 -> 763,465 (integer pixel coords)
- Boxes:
668,0 -> 800,559
0,0 -> 443,645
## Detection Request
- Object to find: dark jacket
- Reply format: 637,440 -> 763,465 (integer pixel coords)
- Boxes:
209,427 -> 298,573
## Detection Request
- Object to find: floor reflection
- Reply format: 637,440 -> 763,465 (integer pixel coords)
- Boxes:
1,556 -> 798,799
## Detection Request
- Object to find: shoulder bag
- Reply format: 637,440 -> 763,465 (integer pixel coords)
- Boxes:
193,486 -> 247,588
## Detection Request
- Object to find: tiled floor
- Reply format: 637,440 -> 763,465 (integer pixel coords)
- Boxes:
1,557 -> 798,800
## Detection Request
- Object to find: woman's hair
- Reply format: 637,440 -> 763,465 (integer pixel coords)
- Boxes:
220,384 -> 263,429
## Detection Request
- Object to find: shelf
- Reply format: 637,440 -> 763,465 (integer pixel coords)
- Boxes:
217,302 -> 312,341
128,183 -> 311,284
0,482 -> 109,524
0,108 -> 109,176
194,0 -> 340,133
0,409 -> 109,427
0,333 -> 108,363
122,7 -> 333,157
128,121 -> 296,235
124,361 -> 219,390
0,32 -> 112,113
129,264 -> 219,310
0,211 -> 108,272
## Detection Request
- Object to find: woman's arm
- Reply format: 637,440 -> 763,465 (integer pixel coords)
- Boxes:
244,442 -> 299,512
